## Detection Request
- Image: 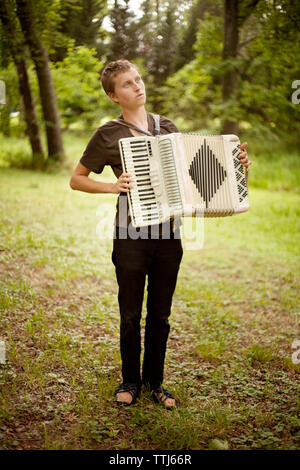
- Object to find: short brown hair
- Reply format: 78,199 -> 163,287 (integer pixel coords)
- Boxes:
101,60 -> 138,95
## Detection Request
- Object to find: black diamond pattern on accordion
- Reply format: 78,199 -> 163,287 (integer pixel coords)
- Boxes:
188,138 -> 227,208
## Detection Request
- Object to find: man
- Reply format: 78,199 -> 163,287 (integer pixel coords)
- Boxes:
69,60 -> 251,410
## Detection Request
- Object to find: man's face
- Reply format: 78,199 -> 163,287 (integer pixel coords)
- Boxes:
108,67 -> 146,110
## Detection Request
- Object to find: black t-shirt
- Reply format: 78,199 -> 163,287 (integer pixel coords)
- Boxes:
80,112 -> 181,230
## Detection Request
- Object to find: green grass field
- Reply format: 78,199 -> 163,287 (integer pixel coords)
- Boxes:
0,132 -> 299,450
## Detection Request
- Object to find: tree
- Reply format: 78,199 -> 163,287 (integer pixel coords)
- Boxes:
221,0 -> 262,134
130,0 -> 181,112
176,0 -> 222,70
152,1 -> 178,82
108,0 -> 138,61
236,0 -> 300,139
16,0 -> 65,163
162,0 -> 300,142
50,0 -> 107,62
134,0 -> 157,71
52,46 -> 110,129
221,0 -> 239,134
0,0 -> 44,166
161,11 -> 224,131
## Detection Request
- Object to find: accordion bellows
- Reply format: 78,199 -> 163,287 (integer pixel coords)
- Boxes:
119,133 -> 250,228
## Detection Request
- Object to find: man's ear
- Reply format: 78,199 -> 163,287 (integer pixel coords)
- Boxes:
108,92 -> 118,103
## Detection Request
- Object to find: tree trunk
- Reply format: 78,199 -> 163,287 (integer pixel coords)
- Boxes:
0,0 -> 44,167
221,0 -> 239,135
156,0 -> 160,19
16,0 -> 65,163
16,59 -> 44,167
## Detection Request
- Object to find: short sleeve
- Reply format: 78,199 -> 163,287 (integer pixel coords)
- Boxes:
159,115 -> 180,134
80,128 -> 107,174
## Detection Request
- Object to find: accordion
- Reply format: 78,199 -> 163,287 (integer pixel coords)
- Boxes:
118,133 -> 250,228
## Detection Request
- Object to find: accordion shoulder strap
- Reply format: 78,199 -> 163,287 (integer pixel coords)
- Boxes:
152,113 -> 160,135
112,113 -> 160,136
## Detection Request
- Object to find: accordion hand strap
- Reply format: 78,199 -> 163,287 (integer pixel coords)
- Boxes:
113,114 -> 160,136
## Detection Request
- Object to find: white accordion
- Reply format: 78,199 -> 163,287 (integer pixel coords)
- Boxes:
118,133 -> 250,228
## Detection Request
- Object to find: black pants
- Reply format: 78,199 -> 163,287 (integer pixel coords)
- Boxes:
112,226 -> 183,391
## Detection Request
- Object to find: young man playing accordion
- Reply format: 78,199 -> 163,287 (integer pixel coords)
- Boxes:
69,60 -> 251,409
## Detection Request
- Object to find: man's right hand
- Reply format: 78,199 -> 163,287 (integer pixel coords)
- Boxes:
69,164 -> 134,195
112,172 -> 135,194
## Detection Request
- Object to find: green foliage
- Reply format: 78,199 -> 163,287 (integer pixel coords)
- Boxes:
161,1 -> 300,141
175,0 -> 223,70
52,45 -> 113,129
25,0 -> 107,58
0,135 -> 33,168
107,0 -> 138,61
49,0 -> 107,61
235,0 -> 300,138
0,63 -> 23,137
32,0 -> 68,52
151,1 -> 179,82
161,12 -> 224,130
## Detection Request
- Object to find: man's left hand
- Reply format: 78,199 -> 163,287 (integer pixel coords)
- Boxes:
239,142 -> 252,171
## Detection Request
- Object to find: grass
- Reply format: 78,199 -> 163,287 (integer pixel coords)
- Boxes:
0,132 -> 299,450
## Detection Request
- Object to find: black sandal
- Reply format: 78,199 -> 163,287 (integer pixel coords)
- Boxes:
152,386 -> 178,410
114,382 -> 140,406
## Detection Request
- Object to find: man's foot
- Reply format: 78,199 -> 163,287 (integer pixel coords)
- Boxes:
114,383 -> 139,406
152,386 -> 178,410
115,391 -> 133,404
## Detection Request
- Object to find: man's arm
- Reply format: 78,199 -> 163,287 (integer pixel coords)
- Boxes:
69,162 -> 134,194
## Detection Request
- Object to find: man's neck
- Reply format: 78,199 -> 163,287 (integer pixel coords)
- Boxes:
121,106 -> 148,130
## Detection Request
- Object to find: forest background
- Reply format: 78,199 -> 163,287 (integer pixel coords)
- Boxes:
1,0 -> 300,172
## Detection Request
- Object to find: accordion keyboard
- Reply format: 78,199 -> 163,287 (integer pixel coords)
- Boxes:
119,139 -> 161,225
